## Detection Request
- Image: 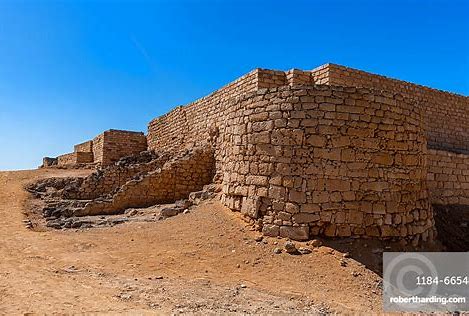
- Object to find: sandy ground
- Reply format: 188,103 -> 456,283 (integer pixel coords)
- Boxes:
0,168 -> 384,314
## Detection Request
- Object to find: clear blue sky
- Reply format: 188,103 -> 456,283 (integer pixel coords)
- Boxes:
0,0 -> 468,170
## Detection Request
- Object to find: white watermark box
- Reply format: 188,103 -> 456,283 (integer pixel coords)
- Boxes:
383,252 -> 469,312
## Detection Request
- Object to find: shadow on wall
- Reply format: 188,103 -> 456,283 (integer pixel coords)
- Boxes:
433,204 -> 469,252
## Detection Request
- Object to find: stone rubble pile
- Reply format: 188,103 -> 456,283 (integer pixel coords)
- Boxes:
28,146 -> 216,229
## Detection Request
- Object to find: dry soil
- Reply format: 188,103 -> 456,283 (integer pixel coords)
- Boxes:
0,168 -> 384,314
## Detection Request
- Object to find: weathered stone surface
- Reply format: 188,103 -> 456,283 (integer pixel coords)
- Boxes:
279,226 -> 309,241
292,213 -> 320,224
160,206 -> 183,218
262,224 -> 280,237
284,241 -> 298,254
298,247 -> 312,254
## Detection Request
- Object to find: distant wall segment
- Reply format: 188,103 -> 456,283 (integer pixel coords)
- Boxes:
94,129 -> 147,166
44,129 -> 147,167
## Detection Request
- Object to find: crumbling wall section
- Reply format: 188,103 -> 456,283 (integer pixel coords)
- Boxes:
63,153 -> 171,200
92,133 -> 105,164
42,157 -> 57,167
76,147 -> 215,216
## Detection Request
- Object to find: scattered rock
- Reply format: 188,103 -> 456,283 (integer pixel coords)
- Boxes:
254,235 -> 263,242
119,293 -> 132,300
284,241 -> 298,254
160,206 -> 183,218
175,199 -> 192,209
279,226 -> 309,241
63,266 -> 79,273
188,190 -> 213,205
343,252 -> 351,258
23,219 -> 33,229
310,239 -> 323,247
340,259 -> 347,267
273,247 -> 282,254
46,220 -> 63,229
298,247 -> 312,255
127,209 -> 138,216
240,284 -> 247,289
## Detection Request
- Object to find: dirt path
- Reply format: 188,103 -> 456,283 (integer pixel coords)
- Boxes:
0,169 -> 383,314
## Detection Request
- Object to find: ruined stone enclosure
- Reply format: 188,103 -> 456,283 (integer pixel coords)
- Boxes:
37,63 -> 469,245
43,129 -> 147,168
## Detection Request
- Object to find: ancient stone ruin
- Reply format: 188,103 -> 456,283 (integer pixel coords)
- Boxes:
36,63 -> 469,246
42,129 -> 147,167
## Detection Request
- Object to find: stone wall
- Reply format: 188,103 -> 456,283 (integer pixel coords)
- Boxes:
221,86 -> 433,242
57,152 -> 94,166
74,140 -> 93,153
43,63 -> 469,244
97,129 -> 148,166
57,153 -> 75,166
43,129 -> 148,168
147,81 -> 435,242
427,149 -> 469,205
76,147 -> 215,216
322,63 -> 469,154
147,68 -> 335,176
148,69 -> 260,153
42,157 -> 57,167
63,152 -> 170,200
91,133 -> 105,165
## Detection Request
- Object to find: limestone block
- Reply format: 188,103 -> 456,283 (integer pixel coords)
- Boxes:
279,226 -> 309,241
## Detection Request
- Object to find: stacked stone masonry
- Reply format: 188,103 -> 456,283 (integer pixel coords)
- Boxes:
146,66 -> 469,242
41,63 -> 469,243
321,63 -> 469,154
428,149 -> 469,205
57,152 -> 94,166
74,140 -> 93,153
220,87 -> 433,241
76,147 -> 215,216
63,153 -> 171,200
45,129 -> 147,167
95,129 -> 148,166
